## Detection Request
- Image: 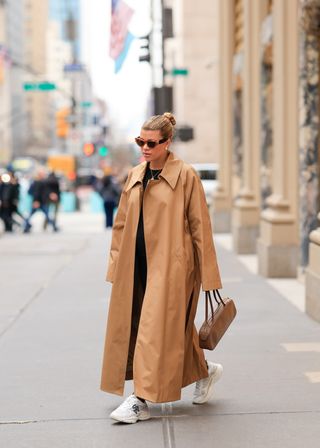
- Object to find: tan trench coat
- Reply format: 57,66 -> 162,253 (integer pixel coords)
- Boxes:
100,151 -> 222,403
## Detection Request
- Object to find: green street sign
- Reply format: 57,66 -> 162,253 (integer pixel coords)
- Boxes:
38,82 -> 56,91
23,82 -> 56,91
23,83 -> 38,91
80,101 -> 93,108
171,68 -> 189,76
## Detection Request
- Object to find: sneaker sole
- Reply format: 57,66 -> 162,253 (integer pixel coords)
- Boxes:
193,364 -> 223,405
110,411 -> 151,424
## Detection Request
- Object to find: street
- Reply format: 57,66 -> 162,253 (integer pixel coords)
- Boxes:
0,213 -> 320,448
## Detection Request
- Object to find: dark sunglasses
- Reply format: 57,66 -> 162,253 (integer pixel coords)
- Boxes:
135,136 -> 167,149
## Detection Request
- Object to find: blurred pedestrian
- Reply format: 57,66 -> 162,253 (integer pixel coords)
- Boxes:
0,171 -> 21,232
101,112 -> 223,424
10,171 -> 28,230
43,171 -> 61,230
97,173 -> 120,228
24,170 -> 59,233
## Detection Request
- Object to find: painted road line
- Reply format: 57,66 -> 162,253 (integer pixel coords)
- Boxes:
281,343 -> 320,353
305,372 -> 320,383
161,403 -> 176,448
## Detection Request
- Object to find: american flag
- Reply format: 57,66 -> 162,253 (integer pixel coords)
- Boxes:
110,0 -> 134,71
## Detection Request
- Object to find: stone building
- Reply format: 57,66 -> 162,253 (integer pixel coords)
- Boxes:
168,0 -> 220,164
0,0 -> 29,162
211,0 -> 320,322
24,0 -> 51,156
0,1 -> 12,164
7,0 -> 30,158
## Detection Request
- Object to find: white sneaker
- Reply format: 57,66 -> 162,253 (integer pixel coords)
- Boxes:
110,394 -> 151,424
193,362 -> 223,404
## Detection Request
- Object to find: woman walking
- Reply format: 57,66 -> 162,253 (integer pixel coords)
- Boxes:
97,173 -> 120,228
101,112 -> 223,423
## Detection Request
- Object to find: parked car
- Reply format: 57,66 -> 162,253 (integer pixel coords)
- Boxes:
191,163 -> 219,206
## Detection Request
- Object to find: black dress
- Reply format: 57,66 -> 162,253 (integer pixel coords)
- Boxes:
126,163 -> 162,378
135,164 -> 162,290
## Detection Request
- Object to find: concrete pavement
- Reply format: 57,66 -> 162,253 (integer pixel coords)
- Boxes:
0,212 -> 320,447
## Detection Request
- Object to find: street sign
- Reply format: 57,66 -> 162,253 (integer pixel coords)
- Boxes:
23,82 -> 56,91
171,68 -> 189,76
38,82 -> 56,91
80,101 -> 93,108
23,83 -> 38,91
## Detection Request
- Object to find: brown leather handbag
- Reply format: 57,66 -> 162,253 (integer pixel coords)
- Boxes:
199,290 -> 237,350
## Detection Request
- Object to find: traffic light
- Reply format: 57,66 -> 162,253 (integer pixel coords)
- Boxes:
83,142 -> 95,157
98,145 -> 109,157
56,107 -> 70,138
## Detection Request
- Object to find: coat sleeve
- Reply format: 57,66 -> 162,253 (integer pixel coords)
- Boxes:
186,169 -> 222,291
106,174 -> 131,283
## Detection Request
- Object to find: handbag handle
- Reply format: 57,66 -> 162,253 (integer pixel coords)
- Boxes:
205,290 -> 226,321
214,289 -> 225,306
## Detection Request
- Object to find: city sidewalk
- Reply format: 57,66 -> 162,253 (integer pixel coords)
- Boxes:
0,213 -> 319,448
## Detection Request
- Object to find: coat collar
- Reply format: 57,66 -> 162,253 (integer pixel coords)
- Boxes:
124,152 -> 183,191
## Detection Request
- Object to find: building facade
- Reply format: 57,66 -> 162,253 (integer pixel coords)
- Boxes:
49,0 -> 95,156
49,0 -> 81,60
0,0 -> 92,162
0,1 -> 12,164
24,0 -> 81,156
7,0 -> 30,158
169,0 -> 220,164
0,0 -> 30,162
211,0 -> 320,321
24,0 -> 51,156
46,19 -> 73,149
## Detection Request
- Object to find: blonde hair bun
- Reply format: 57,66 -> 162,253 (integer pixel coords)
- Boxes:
142,113 -> 176,139
163,112 -> 176,126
